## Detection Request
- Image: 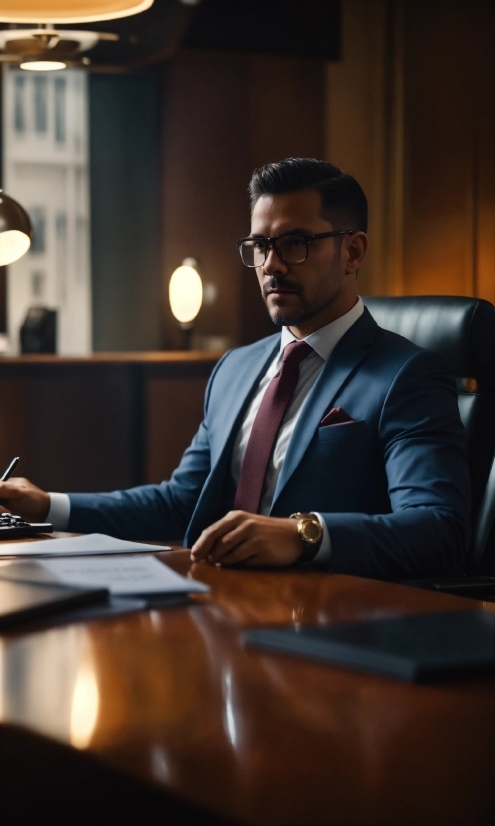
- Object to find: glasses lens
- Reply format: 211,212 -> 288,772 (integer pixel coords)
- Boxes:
275,236 -> 308,263
239,239 -> 266,267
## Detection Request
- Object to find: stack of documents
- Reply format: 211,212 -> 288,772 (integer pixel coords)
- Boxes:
0,532 -> 172,557
0,534 -> 209,626
0,555 -> 209,601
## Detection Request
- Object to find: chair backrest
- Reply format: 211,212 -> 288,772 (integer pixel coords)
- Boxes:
363,296 -> 495,574
471,458 -> 495,574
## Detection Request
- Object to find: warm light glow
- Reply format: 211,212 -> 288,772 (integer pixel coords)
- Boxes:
20,60 -> 67,71
0,230 -> 31,265
169,262 -> 203,324
0,640 -> 3,722
70,661 -> 99,749
0,0 -> 154,24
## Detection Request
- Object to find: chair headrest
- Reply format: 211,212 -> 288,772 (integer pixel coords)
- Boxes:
363,296 -> 495,391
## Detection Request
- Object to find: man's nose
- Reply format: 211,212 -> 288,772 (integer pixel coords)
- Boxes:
262,244 -> 288,275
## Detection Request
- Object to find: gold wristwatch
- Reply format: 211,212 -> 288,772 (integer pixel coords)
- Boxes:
289,512 -> 323,563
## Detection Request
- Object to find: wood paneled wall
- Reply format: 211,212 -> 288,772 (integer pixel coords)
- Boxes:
0,355 -> 217,493
161,49 -> 326,349
402,0 -> 495,302
326,0 -> 495,305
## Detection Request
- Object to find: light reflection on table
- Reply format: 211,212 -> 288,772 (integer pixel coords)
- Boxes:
0,550 -> 494,826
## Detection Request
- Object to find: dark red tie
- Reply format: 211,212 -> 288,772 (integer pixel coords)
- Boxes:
234,340 -> 313,513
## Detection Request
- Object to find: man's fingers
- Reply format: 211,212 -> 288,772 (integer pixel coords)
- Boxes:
206,521 -> 254,563
191,511 -> 248,560
191,522 -> 223,559
0,479 -> 26,499
215,543 -> 258,567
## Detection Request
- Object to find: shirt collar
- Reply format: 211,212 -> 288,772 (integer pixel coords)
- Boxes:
279,296 -> 364,361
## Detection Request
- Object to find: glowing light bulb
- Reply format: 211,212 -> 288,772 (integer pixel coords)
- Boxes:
169,259 -> 203,324
20,60 -> 67,71
0,229 -> 31,266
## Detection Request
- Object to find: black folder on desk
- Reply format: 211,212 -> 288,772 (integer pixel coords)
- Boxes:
0,577 -> 108,630
244,611 -> 495,681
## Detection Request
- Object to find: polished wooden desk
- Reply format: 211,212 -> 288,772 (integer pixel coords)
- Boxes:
1,540 -> 495,825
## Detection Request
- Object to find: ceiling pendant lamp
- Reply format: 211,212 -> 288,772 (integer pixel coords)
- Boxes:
0,192 -> 32,266
0,0 -> 154,25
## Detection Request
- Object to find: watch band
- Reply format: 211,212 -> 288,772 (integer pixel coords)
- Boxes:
289,512 -> 323,564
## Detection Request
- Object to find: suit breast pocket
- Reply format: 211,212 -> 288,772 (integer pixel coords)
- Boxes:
316,420 -> 366,442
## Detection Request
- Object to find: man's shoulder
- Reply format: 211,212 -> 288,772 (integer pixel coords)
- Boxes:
205,333 -> 280,405
356,308 -> 454,378
375,324 -> 423,356
371,322 -> 455,384
219,332 -> 281,365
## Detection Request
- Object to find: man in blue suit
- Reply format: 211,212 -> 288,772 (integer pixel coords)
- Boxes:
0,159 -> 470,580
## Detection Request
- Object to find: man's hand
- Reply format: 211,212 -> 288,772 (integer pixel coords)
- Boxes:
190,510 -> 304,567
0,477 -> 50,522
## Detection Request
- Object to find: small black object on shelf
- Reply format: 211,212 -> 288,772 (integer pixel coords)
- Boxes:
20,307 -> 57,354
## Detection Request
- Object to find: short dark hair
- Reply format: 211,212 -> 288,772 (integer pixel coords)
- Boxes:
249,158 -> 368,233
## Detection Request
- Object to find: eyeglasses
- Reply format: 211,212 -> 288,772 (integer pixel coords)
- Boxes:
236,230 -> 355,268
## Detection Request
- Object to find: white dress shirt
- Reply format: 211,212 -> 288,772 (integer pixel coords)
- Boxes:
49,297 -> 365,563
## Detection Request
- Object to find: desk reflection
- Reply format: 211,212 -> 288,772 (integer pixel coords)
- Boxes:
0,554 -> 493,826
0,626 -> 99,749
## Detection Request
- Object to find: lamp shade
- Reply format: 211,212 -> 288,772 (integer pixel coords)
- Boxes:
169,259 -> 203,324
0,0 -> 154,25
0,192 -> 32,266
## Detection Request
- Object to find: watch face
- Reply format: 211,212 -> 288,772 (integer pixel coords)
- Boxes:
300,518 -> 322,544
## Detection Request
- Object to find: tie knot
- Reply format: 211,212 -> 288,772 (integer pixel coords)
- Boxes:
282,340 -> 313,365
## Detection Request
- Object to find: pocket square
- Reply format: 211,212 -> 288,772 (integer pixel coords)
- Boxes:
319,407 -> 355,426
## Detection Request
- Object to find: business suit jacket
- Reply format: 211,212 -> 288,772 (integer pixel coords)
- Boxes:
69,308 -> 471,580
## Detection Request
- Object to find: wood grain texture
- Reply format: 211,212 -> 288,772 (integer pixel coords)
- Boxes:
326,0 -> 495,306
161,48 -> 327,350
0,356 -> 218,492
0,352 -> 221,365
146,376 -> 209,483
401,0 -> 495,300
1,544 -> 494,826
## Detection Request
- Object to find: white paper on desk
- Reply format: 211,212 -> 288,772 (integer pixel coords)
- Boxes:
0,555 -> 209,596
0,533 -> 172,558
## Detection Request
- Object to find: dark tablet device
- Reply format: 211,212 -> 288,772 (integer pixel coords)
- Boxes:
0,578 -> 108,630
243,611 -> 495,682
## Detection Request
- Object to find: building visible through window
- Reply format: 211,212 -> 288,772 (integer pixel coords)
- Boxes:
33,76 -> 48,133
14,75 -> 25,133
3,68 -> 91,355
54,77 -> 66,143
29,207 -> 47,254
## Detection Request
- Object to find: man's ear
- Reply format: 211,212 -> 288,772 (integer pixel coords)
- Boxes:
344,232 -> 368,275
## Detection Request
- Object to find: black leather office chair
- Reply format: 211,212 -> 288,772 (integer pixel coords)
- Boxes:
471,460 -> 495,575
363,296 -> 495,585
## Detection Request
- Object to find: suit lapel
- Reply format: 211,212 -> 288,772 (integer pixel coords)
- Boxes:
185,335 -> 280,544
210,335 -> 281,467
270,309 -> 378,510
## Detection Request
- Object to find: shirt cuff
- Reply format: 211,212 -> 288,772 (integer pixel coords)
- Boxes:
312,512 -> 331,564
47,492 -> 71,531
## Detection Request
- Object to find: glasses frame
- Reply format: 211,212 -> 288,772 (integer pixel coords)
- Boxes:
236,230 -> 355,268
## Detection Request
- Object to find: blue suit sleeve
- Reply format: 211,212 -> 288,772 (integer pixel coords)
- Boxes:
321,350 -> 471,580
67,352 -> 232,541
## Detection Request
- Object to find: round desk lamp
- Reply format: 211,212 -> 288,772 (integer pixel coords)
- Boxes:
169,258 -> 203,350
0,0 -> 154,24
0,191 -> 33,266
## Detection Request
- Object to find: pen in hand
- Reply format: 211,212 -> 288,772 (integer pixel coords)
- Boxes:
1,457 -> 20,482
